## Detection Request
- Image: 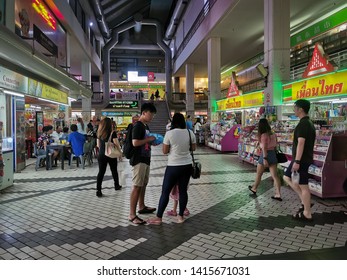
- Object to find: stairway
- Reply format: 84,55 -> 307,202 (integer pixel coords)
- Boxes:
147,100 -> 170,136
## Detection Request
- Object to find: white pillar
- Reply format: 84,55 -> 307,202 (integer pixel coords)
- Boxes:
81,60 -> 92,122
207,37 -> 221,122
263,0 -> 290,106
185,64 -> 195,117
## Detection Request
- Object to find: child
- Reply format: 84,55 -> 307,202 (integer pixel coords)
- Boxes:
166,184 -> 190,216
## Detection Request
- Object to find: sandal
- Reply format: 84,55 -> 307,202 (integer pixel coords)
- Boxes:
166,210 -> 177,216
129,216 -> 146,225
147,218 -> 162,225
184,209 -> 190,216
248,185 -> 257,195
271,196 -> 283,201
298,203 -> 314,213
292,212 -> 313,222
138,206 -> 156,214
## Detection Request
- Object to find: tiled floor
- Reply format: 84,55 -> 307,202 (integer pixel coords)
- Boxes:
1,146 -> 347,260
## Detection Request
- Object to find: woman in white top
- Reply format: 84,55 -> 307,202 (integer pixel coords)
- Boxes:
147,113 -> 196,225
248,118 -> 282,200
76,117 -> 87,135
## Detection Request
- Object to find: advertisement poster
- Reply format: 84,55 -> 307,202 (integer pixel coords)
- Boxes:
36,111 -> 43,140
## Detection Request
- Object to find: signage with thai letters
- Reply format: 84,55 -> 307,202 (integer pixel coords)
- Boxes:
217,91 -> 264,111
291,71 -> 347,101
0,66 -> 28,93
105,100 -> 139,109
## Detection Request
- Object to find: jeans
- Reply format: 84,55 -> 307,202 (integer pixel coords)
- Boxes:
96,154 -> 120,191
157,164 -> 192,218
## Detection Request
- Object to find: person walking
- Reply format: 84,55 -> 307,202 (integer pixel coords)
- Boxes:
96,117 -> 122,197
147,113 -> 196,225
248,118 -> 282,200
128,103 -> 157,225
283,99 -> 316,221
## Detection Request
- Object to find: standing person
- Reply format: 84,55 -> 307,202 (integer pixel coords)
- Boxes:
150,93 -> 155,102
193,118 -> 202,134
155,89 -> 160,100
96,117 -> 122,197
166,119 -> 172,132
283,99 -> 316,221
76,117 -> 87,135
186,115 -> 193,131
248,119 -> 282,200
128,103 -> 157,225
147,113 -> 196,225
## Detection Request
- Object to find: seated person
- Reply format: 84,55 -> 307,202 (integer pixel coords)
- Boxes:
68,124 -> 86,157
37,125 -> 59,166
59,127 -> 69,142
51,126 -> 63,143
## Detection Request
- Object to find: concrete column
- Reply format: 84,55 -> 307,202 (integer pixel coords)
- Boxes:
207,37 -> 221,122
263,0 -> 290,106
185,64 -> 195,117
66,33 -> 71,73
81,60 -> 92,122
5,0 -> 15,32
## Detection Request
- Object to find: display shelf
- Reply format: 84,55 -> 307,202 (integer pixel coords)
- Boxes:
208,124 -> 241,152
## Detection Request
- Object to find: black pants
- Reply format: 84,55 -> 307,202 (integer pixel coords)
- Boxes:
96,154 -> 120,191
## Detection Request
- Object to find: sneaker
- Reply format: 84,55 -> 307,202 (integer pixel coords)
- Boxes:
96,190 -> 103,197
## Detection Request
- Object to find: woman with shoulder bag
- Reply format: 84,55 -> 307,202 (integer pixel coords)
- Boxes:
248,118 -> 282,200
147,113 -> 196,225
96,117 -> 122,197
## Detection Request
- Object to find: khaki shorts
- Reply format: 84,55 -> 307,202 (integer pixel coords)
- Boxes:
132,162 -> 150,187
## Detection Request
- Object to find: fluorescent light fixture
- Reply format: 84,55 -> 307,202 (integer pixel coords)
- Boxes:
89,22 -> 93,27
38,97 -> 67,106
68,97 -> 76,102
315,98 -> 347,104
3,89 -> 25,97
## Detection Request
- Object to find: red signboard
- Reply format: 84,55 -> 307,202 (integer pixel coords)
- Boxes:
302,43 -> 335,78
147,72 -> 155,82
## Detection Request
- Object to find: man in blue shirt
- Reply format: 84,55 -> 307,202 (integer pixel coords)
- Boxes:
186,115 -> 193,130
68,124 -> 86,156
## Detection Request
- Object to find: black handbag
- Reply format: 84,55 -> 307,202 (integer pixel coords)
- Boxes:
276,148 -> 287,163
188,129 -> 201,179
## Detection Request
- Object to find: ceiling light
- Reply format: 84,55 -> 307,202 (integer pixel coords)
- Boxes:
3,89 -> 25,97
89,22 -> 93,27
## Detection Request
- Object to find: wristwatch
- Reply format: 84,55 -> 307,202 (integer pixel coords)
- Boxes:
294,160 -> 301,164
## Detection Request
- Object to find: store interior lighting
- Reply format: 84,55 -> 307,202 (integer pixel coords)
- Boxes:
3,89 -> 25,97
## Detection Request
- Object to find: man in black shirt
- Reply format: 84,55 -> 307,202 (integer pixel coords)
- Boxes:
128,103 -> 157,225
284,99 -> 316,221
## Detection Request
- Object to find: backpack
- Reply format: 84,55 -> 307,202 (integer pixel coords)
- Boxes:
123,124 -> 134,159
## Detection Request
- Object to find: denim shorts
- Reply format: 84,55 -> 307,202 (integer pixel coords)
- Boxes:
258,150 -> 277,165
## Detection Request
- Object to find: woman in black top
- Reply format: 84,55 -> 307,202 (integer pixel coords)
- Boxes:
96,117 -> 122,197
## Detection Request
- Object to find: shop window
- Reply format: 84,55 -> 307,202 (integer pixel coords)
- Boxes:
0,93 -> 12,139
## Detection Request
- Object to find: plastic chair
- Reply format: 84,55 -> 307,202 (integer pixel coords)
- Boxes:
34,143 -> 49,171
69,146 -> 84,169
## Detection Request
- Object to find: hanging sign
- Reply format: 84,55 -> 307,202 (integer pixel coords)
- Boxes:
227,72 -> 241,97
302,43 -> 335,78
105,100 -> 139,109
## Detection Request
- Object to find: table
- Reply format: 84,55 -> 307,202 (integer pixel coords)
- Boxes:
46,144 -> 71,170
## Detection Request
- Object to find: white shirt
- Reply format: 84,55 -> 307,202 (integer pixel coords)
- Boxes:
163,128 -> 196,166
194,122 -> 202,133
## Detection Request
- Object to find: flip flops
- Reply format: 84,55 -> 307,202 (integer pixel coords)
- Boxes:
129,216 -> 146,225
138,206 -> 156,214
298,203 -> 314,213
167,210 -> 177,216
271,196 -> 283,201
248,185 -> 257,195
292,212 -> 313,222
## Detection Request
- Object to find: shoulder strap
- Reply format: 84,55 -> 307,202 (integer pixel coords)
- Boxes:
108,131 -> 114,142
187,129 -> 195,164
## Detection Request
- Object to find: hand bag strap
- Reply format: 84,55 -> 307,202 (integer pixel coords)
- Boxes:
187,129 -> 195,164
108,131 -> 114,143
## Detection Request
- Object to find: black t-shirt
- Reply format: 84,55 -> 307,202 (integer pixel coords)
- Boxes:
130,121 -> 151,166
292,116 -> 316,164
98,131 -> 117,156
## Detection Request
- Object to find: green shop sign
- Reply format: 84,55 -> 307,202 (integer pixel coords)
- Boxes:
291,7 -> 347,46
